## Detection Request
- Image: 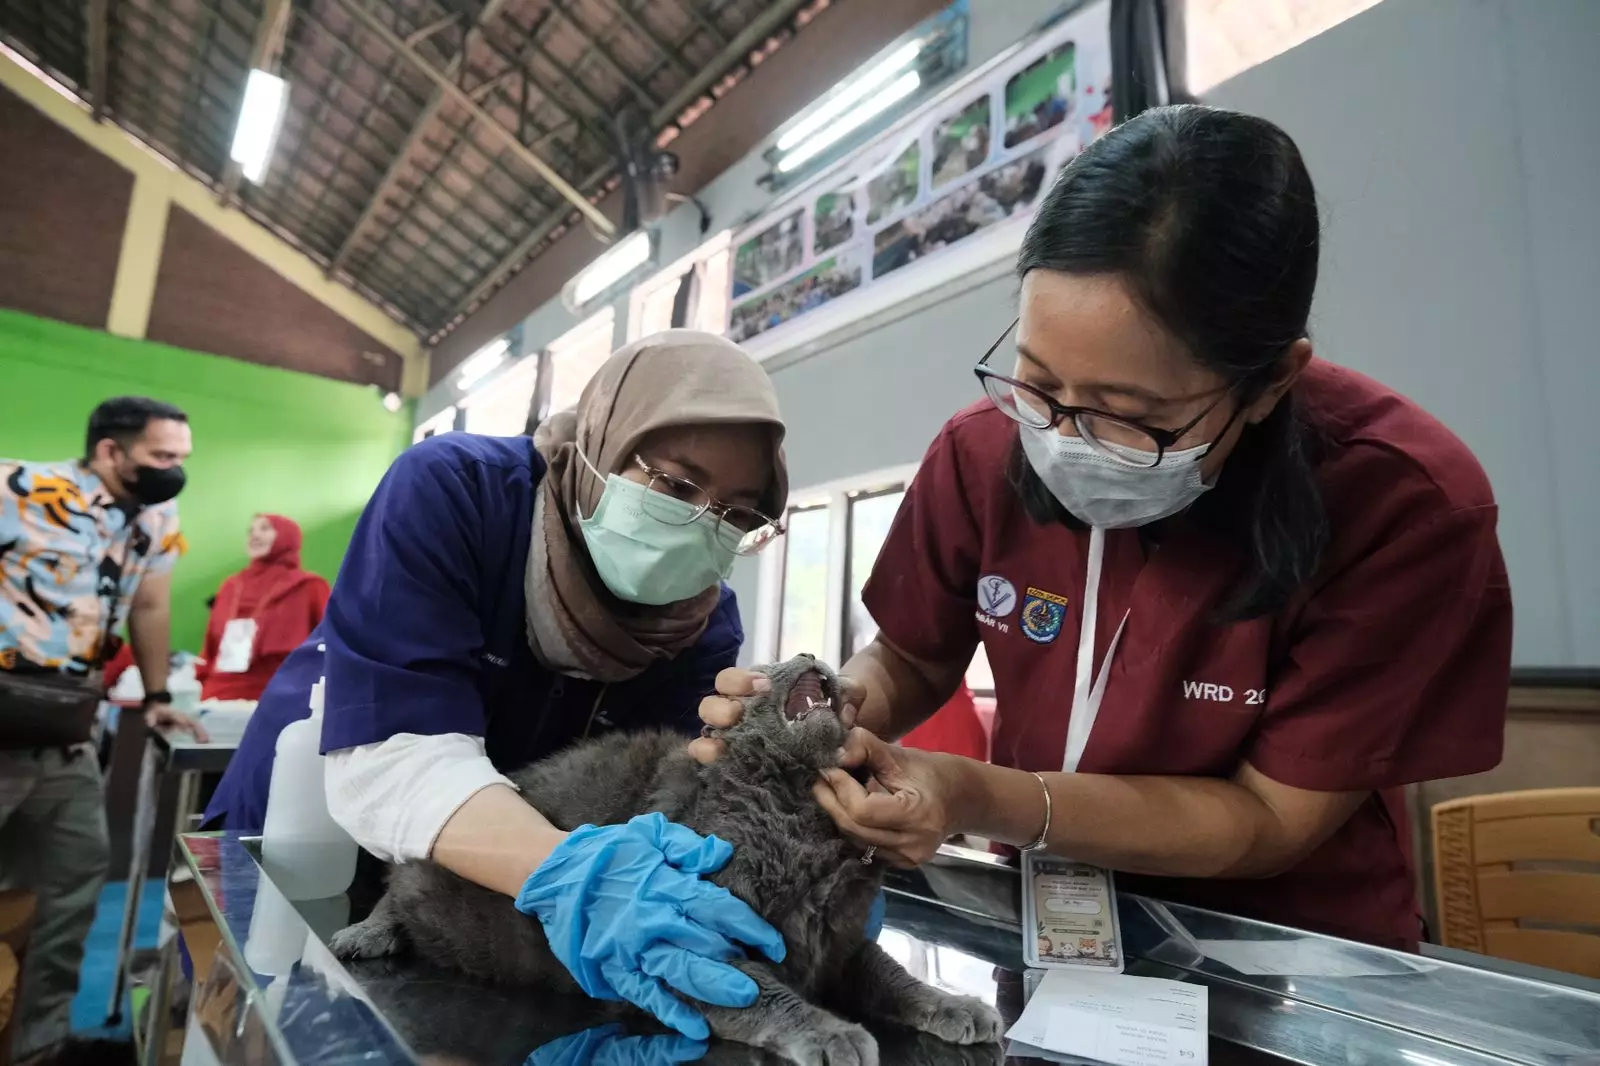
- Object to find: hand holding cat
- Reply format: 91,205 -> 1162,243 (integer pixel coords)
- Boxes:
514,813 -> 788,1040
689,668 -> 867,765
812,728 -> 966,867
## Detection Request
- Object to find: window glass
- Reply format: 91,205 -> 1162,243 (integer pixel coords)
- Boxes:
544,309 -> 615,418
1184,0 -> 1384,94
777,506 -> 831,661
461,355 -> 539,436
843,489 -> 906,658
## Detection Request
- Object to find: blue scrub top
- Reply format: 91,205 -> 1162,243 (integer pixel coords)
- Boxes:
205,433 -> 743,832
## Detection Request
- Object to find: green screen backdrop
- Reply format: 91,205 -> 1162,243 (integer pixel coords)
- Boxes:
0,310 -> 413,653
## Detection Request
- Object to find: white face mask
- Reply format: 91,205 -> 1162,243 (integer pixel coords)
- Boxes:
1019,424 -> 1212,529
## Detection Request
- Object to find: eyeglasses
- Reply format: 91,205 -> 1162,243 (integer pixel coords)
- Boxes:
973,320 -> 1236,470
633,456 -> 783,555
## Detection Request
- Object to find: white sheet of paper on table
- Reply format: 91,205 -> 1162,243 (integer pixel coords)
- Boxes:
1006,969 -> 1207,1066
1195,939 -> 1432,979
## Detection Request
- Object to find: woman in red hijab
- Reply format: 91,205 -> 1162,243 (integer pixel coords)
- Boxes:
198,515 -> 330,701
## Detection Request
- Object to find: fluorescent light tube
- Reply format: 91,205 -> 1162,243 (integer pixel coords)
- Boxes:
778,70 -> 922,173
229,69 -> 289,184
456,338 -> 511,391
776,41 -> 923,153
572,231 -> 651,306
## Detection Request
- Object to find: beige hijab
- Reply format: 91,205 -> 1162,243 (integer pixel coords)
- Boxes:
526,329 -> 788,682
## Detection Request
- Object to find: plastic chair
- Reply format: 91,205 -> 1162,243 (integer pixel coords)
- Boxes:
1432,787 -> 1600,978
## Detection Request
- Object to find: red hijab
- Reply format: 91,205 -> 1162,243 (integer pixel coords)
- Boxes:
221,515 -> 322,657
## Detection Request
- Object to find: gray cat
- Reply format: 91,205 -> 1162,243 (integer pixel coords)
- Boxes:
330,654 -> 1002,1066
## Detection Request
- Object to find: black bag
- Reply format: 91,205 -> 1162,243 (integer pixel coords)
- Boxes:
0,669 -> 102,748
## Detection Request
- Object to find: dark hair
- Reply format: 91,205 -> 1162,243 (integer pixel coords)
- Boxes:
1014,104 -> 1327,620
85,397 -> 189,460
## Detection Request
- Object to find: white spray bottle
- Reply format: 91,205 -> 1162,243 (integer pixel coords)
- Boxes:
261,644 -> 357,900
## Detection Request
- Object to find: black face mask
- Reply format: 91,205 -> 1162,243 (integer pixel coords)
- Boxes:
122,462 -> 187,506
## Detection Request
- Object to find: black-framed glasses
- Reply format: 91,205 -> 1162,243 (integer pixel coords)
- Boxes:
633,456 -> 784,555
973,320 -> 1235,470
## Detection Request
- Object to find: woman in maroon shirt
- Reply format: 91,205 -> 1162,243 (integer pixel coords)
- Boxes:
198,514 -> 329,701
697,105 -> 1511,949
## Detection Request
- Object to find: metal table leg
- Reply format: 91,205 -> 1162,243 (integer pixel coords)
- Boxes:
108,737 -> 163,1025
137,930 -> 180,1066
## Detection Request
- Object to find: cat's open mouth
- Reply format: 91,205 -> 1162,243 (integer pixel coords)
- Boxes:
783,669 -> 837,725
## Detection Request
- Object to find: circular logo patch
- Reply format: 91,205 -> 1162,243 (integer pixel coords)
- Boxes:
977,575 -> 1018,618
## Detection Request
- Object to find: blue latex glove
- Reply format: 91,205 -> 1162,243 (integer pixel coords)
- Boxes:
865,890 -> 887,941
516,813 -> 787,1040
526,1023 -> 708,1066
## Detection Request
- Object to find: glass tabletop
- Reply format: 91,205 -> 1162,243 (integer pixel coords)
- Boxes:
176,833 -> 1600,1066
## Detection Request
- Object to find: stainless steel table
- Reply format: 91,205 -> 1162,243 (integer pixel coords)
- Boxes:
105,712 -> 246,1027
166,833 -> 1600,1066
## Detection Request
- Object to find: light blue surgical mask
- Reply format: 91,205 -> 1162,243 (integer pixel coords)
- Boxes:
577,455 -> 739,606
1019,424 -> 1212,529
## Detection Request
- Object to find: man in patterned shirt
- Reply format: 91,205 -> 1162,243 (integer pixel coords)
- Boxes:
0,397 -> 204,1063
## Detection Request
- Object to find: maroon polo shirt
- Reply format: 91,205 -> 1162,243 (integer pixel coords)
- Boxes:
862,358 -> 1512,949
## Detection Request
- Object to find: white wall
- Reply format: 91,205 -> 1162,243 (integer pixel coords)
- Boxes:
740,0 -> 1600,668
1204,0 -> 1599,666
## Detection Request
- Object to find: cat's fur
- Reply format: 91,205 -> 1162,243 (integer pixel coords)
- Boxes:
330,654 -> 1001,1066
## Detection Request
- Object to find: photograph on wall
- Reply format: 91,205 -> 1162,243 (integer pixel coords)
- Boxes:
931,94 -> 993,189
813,189 -> 856,256
866,140 -> 921,225
1004,41 -> 1076,149
915,0 -> 973,89
872,145 -> 1051,280
732,210 -> 805,298
728,253 -> 864,343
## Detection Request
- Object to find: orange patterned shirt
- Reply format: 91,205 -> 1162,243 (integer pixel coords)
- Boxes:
0,459 -> 182,674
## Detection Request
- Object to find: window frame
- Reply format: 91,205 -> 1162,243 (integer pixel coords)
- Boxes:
771,501 -> 832,664
412,405 -> 458,444
754,461 -> 995,697
840,483 -> 911,661
752,462 -> 919,668
459,352 -> 541,436
539,307 -> 617,421
626,230 -> 735,342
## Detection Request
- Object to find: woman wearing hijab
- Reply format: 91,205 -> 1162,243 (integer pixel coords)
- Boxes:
207,331 -> 790,1040
197,515 -> 330,701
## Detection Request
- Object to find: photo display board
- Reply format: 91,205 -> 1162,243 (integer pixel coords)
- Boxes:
727,2 -> 1112,344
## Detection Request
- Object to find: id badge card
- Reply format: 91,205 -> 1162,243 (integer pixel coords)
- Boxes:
1022,851 -> 1124,971
215,618 -> 258,674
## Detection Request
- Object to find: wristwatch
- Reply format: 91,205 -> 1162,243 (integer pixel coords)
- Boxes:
142,690 -> 173,707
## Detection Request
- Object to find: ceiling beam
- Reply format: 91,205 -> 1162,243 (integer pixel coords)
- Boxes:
87,0 -> 110,120
404,11 -> 461,48
605,1 -> 691,79
648,0 -> 812,130
675,0 -> 729,48
330,0 -> 513,273
217,0 -> 292,202
444,0 -> 814,321
327,0 -> 614,272
545,0 -> 662,109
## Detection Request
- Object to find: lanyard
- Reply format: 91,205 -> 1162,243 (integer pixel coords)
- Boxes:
1062,525 -> 1129,773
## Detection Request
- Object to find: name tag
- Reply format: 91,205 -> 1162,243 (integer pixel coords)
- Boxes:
215,618 -> 257,674
1022,852 -> 1125,972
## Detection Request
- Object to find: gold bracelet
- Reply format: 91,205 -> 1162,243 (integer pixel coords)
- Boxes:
1022,771 -> 1052,852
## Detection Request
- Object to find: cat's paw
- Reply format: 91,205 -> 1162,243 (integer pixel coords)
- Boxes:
906,992 -> 1002,1046
773,1019 -> 879,1066
328,917 -> 404,960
